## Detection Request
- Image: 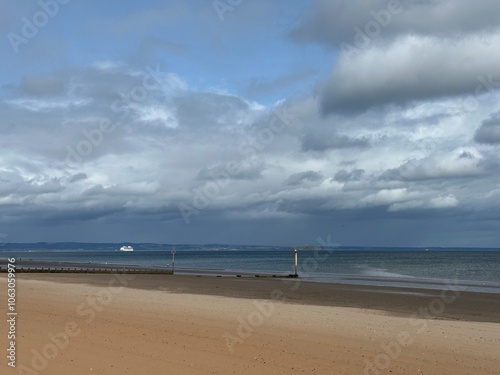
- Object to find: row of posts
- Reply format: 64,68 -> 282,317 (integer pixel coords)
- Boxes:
168,248 -> 299,277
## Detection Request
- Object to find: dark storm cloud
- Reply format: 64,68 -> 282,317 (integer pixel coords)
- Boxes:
334,169 -> 365,182
320,40 -> 500,114
292,0 -> 500,115
36,203 -> 129,223
475,111 -> 500,144
291,0 -> 500,48
284,170 -> 323,186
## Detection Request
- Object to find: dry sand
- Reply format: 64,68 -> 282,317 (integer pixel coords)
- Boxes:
1,274 -> 499,375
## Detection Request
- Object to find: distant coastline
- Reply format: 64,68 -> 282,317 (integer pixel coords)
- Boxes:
1,242 -> 499,252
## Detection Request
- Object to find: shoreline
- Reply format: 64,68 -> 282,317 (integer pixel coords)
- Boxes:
12,272 -> 500,323
2,258 -> 500,293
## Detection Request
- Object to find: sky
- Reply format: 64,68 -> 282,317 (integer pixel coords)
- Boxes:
1,0 -> 499,247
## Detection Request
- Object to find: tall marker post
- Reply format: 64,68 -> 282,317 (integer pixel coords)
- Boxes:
294,248 -> 298,277
171,247 -> 176,275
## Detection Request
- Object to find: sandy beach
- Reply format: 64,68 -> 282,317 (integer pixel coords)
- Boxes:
1,274 -> 499,375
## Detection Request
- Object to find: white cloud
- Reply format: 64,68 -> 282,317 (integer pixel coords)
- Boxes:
361,188 -> 415,206
322,34 -> 500,113
7,98 -> 92,111
389,194 -> 459,211
135,105 -> 179,128
385,148 -> 484,181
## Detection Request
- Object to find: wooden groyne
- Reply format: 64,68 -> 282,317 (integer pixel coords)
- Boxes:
0,267 -> 173,275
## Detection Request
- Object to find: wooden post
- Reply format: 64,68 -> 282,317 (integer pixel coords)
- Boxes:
294,248 -> 298,277
171,247 -> 176,275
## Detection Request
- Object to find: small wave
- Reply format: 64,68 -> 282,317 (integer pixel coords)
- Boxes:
361,267 -> 412,278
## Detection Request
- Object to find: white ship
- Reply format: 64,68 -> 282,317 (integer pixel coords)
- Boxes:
119,245 -> 134,252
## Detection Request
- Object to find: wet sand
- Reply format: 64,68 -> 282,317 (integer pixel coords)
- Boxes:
1,274 -> 499,374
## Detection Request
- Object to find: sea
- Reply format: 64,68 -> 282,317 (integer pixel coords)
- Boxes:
2,246 -> 499,294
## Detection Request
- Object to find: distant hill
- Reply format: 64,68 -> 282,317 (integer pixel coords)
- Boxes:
0,242 -> 289,251
0,242 -> 498,252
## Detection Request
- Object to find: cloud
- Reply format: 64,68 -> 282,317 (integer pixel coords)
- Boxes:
291,1 -> 500,115
284,170 -> 323,186
197,163 -> 264,182
334,169 -> 365,182
381,148 -> 484,181
0,169 -> 64,198
291,0 -> 500,48
1,63 -> 496,233
17,75 -> 67,97
68,173 -> 88,183
360,187 -> 459,212
475,110 -> 500,144
321,35 -> 500,114
388,194 -> 459,212
301,132 -> 369,152
0,62 -> 278,229
172,92 -> 252,130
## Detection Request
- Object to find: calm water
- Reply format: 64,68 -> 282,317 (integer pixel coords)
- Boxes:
2,249 -> 500,293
